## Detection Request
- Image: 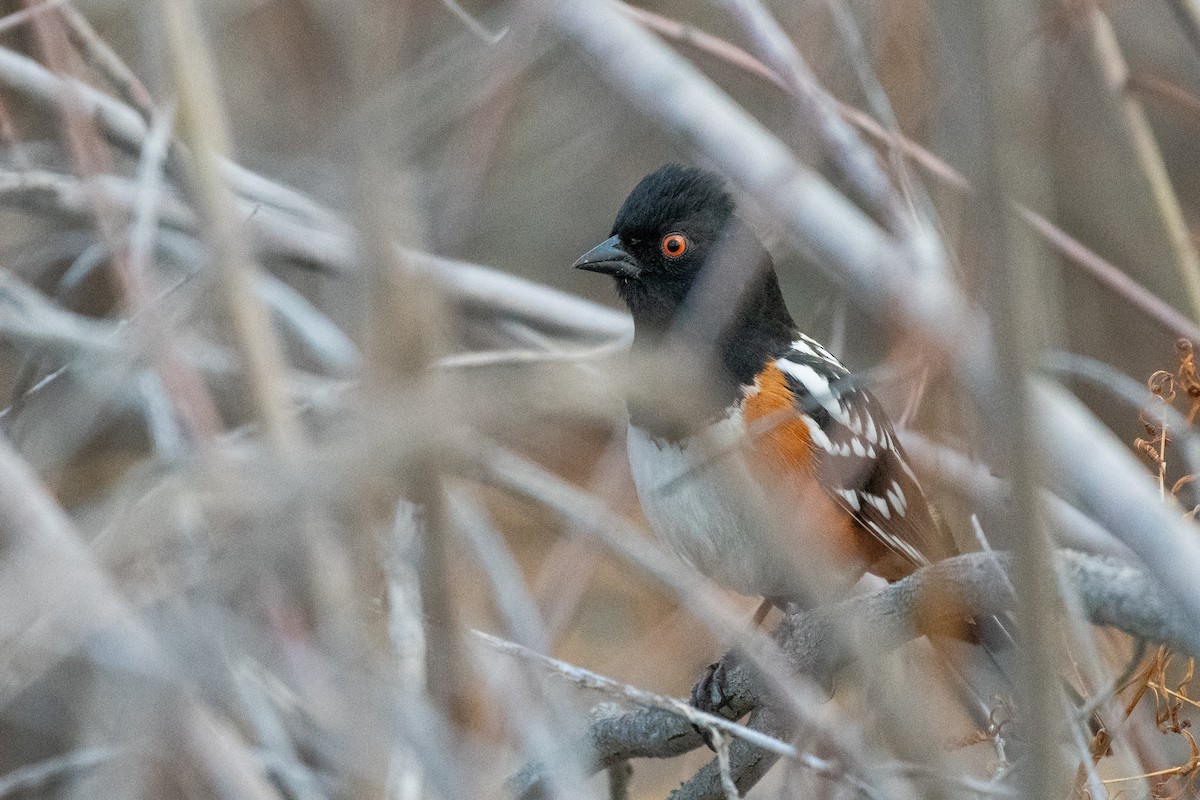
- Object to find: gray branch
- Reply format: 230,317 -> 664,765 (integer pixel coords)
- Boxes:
510,549 -> 1188,800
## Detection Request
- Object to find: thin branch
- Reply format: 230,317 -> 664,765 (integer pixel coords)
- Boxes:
1164,0 -> 1200,64
0,746 -> 119,797
822,0 -> 934,231
711,731 -> 740,800
0,0 -> 67,37
718,0 -> 920,250
1126,71 -> 1200,130
125,102 -> 224,446
476,631 -> 798,759
671,708 -> 798,800
899,430 -> 1138,564
616,3 -> 784,88
0,44 -> 337,229
255,274 -> 362,377
957,8 -> 1063,795
622,6 -> 1200,346
57,4 -> 155,117
1078,6 -> 1200,321
432,340 -> 624,371
0,269 -> 123,356
1017,206 -> 1200,346
441,0 -> 508,43
163,0 -> 298,453
511,550 -> 1193,800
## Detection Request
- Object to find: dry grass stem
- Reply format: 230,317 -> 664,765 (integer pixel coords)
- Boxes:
163,0 -> 297,453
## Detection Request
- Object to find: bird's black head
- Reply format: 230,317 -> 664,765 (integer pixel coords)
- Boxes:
574,165 -> 736,333
574,165 -> 795,386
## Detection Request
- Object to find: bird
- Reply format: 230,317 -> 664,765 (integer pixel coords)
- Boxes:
574,164 -> 952,594
573,164 -> 971,714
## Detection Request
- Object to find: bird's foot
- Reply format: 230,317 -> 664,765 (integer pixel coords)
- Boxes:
690,653 -> 740,750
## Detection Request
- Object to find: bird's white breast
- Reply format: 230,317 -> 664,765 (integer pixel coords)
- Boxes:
626,410 -> 788,597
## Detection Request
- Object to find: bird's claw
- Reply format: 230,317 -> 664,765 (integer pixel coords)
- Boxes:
690,654 -> 738,750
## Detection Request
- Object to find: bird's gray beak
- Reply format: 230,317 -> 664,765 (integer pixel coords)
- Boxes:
572,235 -> 641,279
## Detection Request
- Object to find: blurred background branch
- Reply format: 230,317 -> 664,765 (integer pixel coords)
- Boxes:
0,1 -> 1199,799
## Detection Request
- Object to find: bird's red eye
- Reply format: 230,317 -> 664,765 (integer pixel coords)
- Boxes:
661,233 -> 688,259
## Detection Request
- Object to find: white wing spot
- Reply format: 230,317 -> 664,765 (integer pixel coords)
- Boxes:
864,414 -> 877,444
796,334 -> 843,368
864,493 -> 891,519
851,438 -> 866,457
791,338 -> 819,358
889,481 -> 907,515
836,489 -> 860,510
865,520 -> 926,564
776,359 -> 851,426
846,410 -> 862,437
801,415 -> 835,454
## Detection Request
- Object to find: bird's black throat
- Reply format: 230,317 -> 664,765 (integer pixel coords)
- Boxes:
625,263 -> 796,439
577,164 -> 799,439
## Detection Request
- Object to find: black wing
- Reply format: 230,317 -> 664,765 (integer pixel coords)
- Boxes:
773,336 -> 946,571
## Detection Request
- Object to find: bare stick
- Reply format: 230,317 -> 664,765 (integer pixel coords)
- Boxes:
58,4 -> 155,117
0,44 -> 339,228
899,430 -> 1137,564
1017,206 -> 1200,346
1078,7 -> 1200,322
719,0 -> 917,248
616,3 -> 784,88
0,746 -> 119,796
1127,71 -> 1200,130
1165,0 -> 1200,63
475,631 -> 798,760
441,0 -> 508,43
0,0 -> 67,37
711,731 -> 740,800
125,103 -> 224,445
0,162 -> 630,341
622,6 -> 1200,347
163,0 -> 300,452
511,549 -> 1190,799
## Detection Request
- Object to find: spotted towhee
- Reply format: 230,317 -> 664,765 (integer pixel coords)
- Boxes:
575,164 -> 952,606
574,164 -> 1016,738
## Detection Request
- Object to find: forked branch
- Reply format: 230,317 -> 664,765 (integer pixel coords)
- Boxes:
511,549 -> 1186,800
